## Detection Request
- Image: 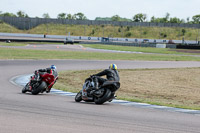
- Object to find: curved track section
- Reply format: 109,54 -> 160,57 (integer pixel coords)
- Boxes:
1,59 -> 200,133
12,74 -> 200,114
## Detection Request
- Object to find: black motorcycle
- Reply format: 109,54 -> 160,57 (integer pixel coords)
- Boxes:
75,76 -> 120,104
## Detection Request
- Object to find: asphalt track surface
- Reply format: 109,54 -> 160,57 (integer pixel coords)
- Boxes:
2,44 -> 200,58
1,46 -> 200,132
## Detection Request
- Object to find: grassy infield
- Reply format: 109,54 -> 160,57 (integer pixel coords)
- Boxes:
1,42 -> 200,110
0,22 -> 200,40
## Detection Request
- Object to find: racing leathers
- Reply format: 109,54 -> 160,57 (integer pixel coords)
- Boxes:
38,68 -> 58,78
36,68 -> 58,92
92,68 -> 120,89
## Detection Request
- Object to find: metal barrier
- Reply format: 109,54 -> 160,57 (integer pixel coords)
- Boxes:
79,41 -> 176,48
0,16 -> 200,30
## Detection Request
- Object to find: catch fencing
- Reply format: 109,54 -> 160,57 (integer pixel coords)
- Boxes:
0,16 -> 200,30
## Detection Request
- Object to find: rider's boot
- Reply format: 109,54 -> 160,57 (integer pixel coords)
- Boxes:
108,94 -> 117,102
46,88 -> 50,93
94,81 -> 99,90
45,86 -> 51,93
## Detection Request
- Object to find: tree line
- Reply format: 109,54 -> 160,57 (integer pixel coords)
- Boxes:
1,10 -> 200,24
0,11 -> 87,20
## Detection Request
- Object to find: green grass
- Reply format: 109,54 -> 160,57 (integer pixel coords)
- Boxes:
0,41 -> 64,46
27,42 -> 63,45
114,97 -> 200,110
1,41 -> 199,55
0,22 -> 199,40
54,68 -> 200,110
1,47 -> 200,61
82,44 -> 198,55
0,22 -> 22,33
0,42 -> 27,46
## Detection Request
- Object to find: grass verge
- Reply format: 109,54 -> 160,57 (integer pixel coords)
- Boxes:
0,23 -> 199,40
0,42 -> 63,46
54,68 -> 200,110
0,42 -> 27,46
82,44 -> 200,55
1,47 -> 200,61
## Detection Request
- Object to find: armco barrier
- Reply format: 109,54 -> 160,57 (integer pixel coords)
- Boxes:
80,41 -> 176,48
177,44 -> 200,49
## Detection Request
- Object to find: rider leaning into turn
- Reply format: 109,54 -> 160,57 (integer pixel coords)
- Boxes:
36,65 -> 58,92
92,64 -> 120,90
37,65 -> 58,78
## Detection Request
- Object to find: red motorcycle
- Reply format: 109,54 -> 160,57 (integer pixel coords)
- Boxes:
22,70 -> 58,95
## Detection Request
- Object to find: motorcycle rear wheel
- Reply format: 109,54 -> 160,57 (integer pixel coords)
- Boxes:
75,91 -> 82,102
32,81 -> 47,95
94,89 -> 111,105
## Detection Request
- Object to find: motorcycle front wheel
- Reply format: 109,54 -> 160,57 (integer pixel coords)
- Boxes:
22,83 -> 29,93
75,91 -> 82,102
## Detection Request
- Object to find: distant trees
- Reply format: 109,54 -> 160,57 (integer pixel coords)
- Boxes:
0,12 -> 16,17
42,13 -> 50,18
151,13 -> 170,23
151,13 -> 185,23
66,14 -> 75,19
74,12 -> 87,20
16,10 -> 29,17
0,11 -> 17,17
57,13 -> 66,19
57,12 -> 87,20
0,10 -> 28,17
95,12 -> 200,24
95,17 -> 112,21
192,15 -> 200,24
165,13 -> 170,22
133,13 -> 147,22
111,15 -> 121,21
1,10 -> 200,24
95,15 -> 131,22
169,17 -> 185,23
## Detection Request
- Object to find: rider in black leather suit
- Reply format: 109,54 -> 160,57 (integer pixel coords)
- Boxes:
92,64 -> 120,89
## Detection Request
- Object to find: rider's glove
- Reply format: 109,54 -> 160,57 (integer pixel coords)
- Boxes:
34,70 -> 38,75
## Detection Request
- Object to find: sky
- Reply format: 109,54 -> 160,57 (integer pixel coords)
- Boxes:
1,0 -> 200,21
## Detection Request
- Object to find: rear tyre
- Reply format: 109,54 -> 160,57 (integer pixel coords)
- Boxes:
31,81 -> 47,95
75,91 -> 82,102
94,89 -> 111,105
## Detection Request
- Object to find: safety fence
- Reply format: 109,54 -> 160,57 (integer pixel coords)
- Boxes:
0,16 -> 200,30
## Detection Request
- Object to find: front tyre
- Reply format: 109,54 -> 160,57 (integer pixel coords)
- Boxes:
22,83 -> 29,93
75,91 -> 82,102
94,89 -> 111,105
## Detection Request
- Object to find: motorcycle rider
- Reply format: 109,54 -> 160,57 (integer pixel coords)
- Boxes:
92,64 -> 119,87
37,65 -> 58,78
35,65 -> 58,92
91,64 -> 120,100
